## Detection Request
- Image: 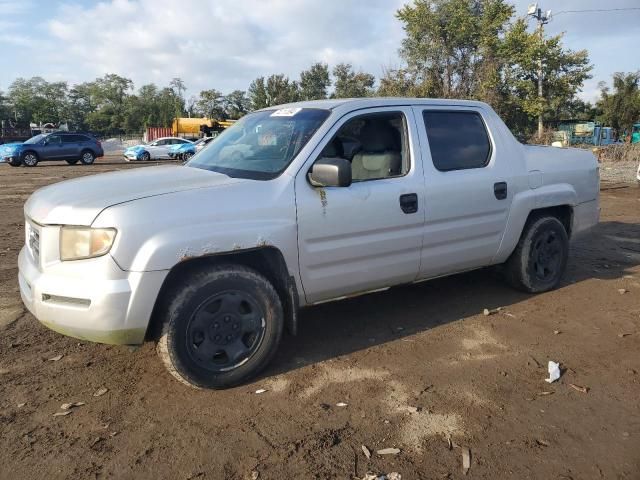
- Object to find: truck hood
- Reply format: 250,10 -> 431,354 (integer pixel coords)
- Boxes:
25,165 -> 241,225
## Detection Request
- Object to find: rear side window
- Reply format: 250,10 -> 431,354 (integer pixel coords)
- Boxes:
422,111 -> 491,171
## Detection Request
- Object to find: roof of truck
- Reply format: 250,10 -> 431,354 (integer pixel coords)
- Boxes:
260,97 -> 490,112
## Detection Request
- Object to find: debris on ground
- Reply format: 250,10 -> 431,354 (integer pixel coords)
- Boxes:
483,307 -> 502,316
404,406 -> 419,413
254,389 -> 267,394
47,354 -> 63,362
618,288 -> 628,294
618,333 -> 632,338
17,402 -> 26,408
60,402 -> 85,410
461,446 -> 471,475
336,402 -> 348,407
545,361 -> 561,383
361,473 -> 401,480
361,445 -> 371,459
250,470 -> 259,480
553,330 -> 561,335
376,448 -> 400,455
52,411 -> 72,417
569,383 -> 589,393
537,391 -> 554,396
446,435 -> 453,450
536,439 -> 550,447
93,387 -> 108,397
90,437 -> 103,447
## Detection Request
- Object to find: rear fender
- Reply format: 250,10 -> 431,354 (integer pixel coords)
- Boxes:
493,183 -> 577,263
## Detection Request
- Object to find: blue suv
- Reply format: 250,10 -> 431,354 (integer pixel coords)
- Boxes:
2,132 -> 104,167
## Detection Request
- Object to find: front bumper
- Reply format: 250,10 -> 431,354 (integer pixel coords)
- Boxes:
123,151 -> 140,161
18,246 -> 168,345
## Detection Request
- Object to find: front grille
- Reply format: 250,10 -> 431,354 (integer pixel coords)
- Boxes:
26,222 -> 40,263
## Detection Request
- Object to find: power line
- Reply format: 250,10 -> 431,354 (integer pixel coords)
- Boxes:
554,7 -> 640,15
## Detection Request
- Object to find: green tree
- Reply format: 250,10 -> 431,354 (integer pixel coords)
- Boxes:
67,83 -> 95,130
332,63 -> 375,98
500,19 -> 592,135
299,63 -> 331,100
248,74 -> 299,108
597,72 -> 640,139
391,0 -> 513,99
87,74 -> 134,132
7,77 -> 69,125
169,77 -> 186,118
223,90 -> 250,119
248,77 -> 269,110
196,89 -> 226,120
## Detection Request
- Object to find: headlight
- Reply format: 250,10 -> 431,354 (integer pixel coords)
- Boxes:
60,227 -> 117,261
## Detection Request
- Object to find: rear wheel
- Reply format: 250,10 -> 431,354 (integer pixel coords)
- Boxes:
504,215 -> 569,293
157,265 -> 284,389
80,150 -> 95,165
22,152 -> 38,167
66,159 -> 79,165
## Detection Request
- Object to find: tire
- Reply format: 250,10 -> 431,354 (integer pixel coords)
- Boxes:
66,159 -> 79,165
183,152 -> 193,161
504,215 -> 569,293
8,158 -> 21,167
80,150 -> 95,165
22,152 -> 38,167
157,264 -> 284,389
141,151 -> 151,161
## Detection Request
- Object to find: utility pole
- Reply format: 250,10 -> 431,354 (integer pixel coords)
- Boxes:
528,4 -> 551,139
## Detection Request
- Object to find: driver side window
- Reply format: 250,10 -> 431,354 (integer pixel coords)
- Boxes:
318,112 -> 410,182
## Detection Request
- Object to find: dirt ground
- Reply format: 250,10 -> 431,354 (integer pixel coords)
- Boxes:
1,157 -> 639,480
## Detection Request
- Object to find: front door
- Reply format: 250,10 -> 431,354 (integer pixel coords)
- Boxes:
295,107 -> 425,304
412,106 -> 515,279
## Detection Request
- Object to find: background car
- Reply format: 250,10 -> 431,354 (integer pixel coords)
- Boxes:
2,132 -> 103,167
124,137 -> 192,161
168,137 -> 214,160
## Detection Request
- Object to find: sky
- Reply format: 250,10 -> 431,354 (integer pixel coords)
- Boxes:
0,0 -> 638,103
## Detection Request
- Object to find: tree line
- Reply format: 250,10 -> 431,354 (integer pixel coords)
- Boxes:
0,0 -> 638,138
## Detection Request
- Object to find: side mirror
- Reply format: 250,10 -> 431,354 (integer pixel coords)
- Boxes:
309,158 -> 352,187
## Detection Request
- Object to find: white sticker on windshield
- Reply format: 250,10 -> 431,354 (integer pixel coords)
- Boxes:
270,108 -> 302,117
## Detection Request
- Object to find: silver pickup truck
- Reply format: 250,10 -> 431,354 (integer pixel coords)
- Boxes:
18,98 -> 600,388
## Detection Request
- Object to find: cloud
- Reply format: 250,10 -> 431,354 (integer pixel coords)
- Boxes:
44,0 -> 405,94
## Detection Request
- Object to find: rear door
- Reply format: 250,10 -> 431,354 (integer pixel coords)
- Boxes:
413,106 -> 514,279
295,107 -> 425,303
62,134 -> 82,159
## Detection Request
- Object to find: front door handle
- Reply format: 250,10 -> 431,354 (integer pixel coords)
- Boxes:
399,193 -> 418,214
494,182 -> 507,200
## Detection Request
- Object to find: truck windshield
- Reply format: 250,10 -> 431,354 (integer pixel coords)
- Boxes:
186,108 -> 330,180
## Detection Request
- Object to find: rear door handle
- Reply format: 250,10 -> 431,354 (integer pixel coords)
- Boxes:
494,182 -> 507,200
399,193 -> 418,214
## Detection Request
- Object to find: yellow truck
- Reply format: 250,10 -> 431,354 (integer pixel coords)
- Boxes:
171,117 -> 235,138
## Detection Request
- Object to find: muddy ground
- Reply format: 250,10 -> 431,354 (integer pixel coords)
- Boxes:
0,157 -> 639,480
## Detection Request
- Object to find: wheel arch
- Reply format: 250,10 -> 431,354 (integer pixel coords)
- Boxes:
146,246 -> 299,341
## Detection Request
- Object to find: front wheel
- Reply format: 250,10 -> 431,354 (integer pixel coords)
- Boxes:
22,152 -> 38,167
141,151 -> 151,161
157,265 -> 284,389
504,215 -> 569,293
8,157 -> 21,167
183,152 -> 193,161
66,159 -> 79,165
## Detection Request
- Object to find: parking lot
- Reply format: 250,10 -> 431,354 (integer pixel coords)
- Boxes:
1,157 -> 639,479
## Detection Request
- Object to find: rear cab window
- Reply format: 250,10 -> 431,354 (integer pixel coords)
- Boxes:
421,110 -> 491,171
